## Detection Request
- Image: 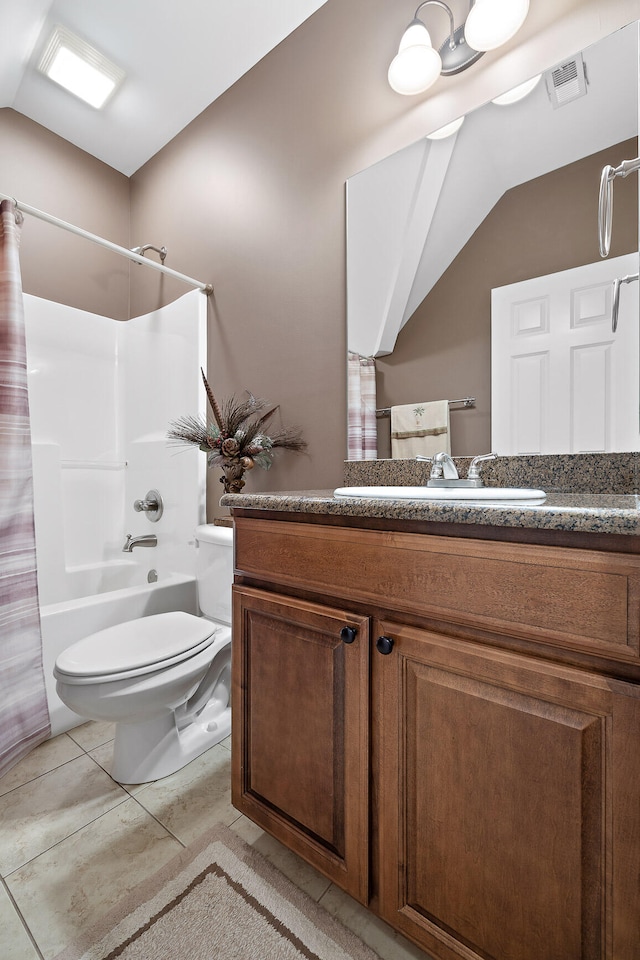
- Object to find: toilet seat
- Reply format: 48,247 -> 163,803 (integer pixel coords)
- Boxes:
54,611 -> 218,684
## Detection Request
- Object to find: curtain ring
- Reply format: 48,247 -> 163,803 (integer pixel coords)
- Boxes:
10,198 -> 24,225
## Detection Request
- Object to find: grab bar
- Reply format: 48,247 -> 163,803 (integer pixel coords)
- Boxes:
611,273 -> 639,332
599,156 -> 640,257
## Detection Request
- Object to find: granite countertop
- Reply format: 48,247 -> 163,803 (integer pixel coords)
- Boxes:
220,489 -> 640,536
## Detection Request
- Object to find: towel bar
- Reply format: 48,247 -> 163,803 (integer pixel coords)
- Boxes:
376,398 -> 475,418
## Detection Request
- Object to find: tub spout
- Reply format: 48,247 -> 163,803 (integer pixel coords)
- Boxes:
122,533 -> 157,552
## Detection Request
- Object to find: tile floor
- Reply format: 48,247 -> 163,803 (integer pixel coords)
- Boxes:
0,722 -> 430,960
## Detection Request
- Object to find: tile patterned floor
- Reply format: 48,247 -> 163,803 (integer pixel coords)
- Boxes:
0,722 -> 430,960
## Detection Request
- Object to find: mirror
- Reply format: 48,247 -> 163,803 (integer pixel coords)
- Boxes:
347,23 -> 639,457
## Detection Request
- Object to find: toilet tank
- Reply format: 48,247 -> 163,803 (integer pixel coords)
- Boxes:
194,524 -> 234,624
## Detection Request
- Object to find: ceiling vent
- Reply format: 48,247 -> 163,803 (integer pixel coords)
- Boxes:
544,53 -> 588,109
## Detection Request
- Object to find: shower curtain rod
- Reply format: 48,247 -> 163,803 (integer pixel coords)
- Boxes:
0,192 -> 213,295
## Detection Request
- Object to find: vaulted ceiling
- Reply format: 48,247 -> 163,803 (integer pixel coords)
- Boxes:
0,0 -> 328,175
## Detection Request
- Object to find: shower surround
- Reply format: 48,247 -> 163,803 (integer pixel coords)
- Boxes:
24,289 -> 207,734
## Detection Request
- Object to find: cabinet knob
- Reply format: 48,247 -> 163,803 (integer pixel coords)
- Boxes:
376,635 -> 395,655
340,625 -> 357,644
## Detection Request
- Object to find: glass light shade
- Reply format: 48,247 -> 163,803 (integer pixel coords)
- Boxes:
427,116 -> 465,139
388,43 -> 442,96
464,0 -> 529,52
399,19 -> 432,52
491,73 -> 541,105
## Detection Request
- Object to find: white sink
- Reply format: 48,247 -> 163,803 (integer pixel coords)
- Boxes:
333,486 -> 547,504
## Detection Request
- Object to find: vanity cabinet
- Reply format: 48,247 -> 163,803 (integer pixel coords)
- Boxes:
230,514 -> 640,960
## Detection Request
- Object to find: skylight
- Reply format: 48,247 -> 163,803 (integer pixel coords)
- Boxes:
38,25 -> 125,109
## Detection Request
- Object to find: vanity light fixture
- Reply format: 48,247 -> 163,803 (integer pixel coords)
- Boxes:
38,25 -> 125,109
426,116 -> 465,139
388,0 -> 530,96
491,73 -> 541,105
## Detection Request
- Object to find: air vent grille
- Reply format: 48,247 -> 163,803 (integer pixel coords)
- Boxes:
544,53 -> 588,108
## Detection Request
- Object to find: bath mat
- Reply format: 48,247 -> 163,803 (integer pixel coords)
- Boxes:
52,823 -> 381,960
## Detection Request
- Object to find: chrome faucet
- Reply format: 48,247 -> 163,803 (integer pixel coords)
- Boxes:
430,452 -> 459,481
424,451 -> 498,488
122,533 -> 157,553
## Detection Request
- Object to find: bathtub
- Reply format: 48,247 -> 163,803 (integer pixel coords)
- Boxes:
41,572 -> 199,736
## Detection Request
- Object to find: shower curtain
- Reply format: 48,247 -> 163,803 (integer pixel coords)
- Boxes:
347,352 -> 377,459
0,199 -> 50,777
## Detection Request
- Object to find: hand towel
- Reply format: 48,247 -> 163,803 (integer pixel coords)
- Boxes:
390,400 -> 450,459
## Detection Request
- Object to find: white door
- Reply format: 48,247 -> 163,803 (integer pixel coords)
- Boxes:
491,254 -> 639,454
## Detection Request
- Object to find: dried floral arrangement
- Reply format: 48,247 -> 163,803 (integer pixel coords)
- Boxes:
167,369 -> 307,493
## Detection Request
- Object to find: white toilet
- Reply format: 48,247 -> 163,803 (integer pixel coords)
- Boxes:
53,524 -> 233,784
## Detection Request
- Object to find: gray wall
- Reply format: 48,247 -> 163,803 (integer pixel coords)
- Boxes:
0,109 -> 130,321
3,0 -> 639,518
127,0 -> 640,517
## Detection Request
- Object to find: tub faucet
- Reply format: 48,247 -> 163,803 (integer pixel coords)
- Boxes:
122,533 -> 157,552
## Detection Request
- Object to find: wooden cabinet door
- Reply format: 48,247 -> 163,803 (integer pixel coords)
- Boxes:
374,620 -> 640,960
232,585 -> 370,903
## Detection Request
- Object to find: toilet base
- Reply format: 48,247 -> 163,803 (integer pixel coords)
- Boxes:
111,702 -> 231,783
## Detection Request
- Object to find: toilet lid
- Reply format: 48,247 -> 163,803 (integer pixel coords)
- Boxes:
55,611 -> 217,678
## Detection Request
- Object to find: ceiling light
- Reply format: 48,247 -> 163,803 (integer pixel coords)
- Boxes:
464,0 -> 530,53
389,0 -> 530,95
38,25 -> 125,109
491,73 -> 541,105
427,116 -> 465,139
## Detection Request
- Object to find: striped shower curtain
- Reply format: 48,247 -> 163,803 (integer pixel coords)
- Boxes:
0,199 -> 50,777
347,352 -> 377,460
